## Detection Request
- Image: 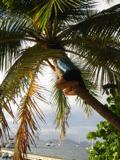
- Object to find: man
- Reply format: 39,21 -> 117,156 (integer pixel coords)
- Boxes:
54,55 -> 86,95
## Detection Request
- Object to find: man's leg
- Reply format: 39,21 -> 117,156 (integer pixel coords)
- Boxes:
63,87 -> 79,95
56,77 -> 79,95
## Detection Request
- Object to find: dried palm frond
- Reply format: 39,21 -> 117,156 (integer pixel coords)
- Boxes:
14,65 -> 45,160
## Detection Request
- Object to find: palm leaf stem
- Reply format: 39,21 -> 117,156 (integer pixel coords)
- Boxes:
0,38 -> 37,44
65,49 -> 87,58
46,60 -> 55,71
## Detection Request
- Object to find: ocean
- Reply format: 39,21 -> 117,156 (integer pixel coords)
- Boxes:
0,139 -> 89,160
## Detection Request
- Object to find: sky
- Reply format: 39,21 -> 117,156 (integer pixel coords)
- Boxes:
1,0 -> 120,143
95,0 -> 120,10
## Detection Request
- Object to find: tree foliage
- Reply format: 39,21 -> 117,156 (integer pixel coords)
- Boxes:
87,91 -> 120,160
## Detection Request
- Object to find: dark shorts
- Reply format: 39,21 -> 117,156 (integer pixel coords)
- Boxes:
63,69 -> 86,89
63,69 -> 81,81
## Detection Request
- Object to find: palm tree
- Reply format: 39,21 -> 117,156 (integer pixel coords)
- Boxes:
0,0 -> 120,159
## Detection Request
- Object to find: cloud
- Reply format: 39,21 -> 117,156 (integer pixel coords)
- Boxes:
95,0 -> 120,11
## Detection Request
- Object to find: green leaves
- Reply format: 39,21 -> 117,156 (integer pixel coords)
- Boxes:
0,42 -> 65,158
87,120 -> 120,160
53,87 -> 70,140
1,43 -> 64,102
1,0 -> 81,30
31,0 -> 80,30
70,3 -> 120,38
0,14 -> 33,70
64,34 -> 120,89
87,94 -> 120,160
0,107 -> 10,139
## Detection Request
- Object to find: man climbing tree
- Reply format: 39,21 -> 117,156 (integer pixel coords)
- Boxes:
54,56 -> 86,95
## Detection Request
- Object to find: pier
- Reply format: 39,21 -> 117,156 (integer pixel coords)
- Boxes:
1,148 -> 63,160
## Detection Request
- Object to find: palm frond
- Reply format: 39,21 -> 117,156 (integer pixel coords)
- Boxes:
76,96 -> 93,117
4,0 -> 83,26
105,0 -> 113,3
0,5 -> 8,18
51,0 -> 96,23
69,3 -> 120,38
0,85 -> 14,141
0,98 -> 14,118
0,45 -> 63,142
0,107 -> 10,140
74,69 -> 96,116
1,0 -> 96,31
14,65 -> 45,160
52,86 -> 70,140
0,43 -> 59,158
0,44 -> 64,110
0,14 -> 34,70
1,0 -> 39,13
64,35 -> 120,89
32,0 -> 83,30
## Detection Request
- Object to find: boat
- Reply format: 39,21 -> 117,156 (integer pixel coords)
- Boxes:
45,141 -> 56,147
5,138 -> 15,149
2,152 -> 9,159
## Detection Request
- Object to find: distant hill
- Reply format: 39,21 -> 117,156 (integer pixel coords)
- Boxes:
35,138 -> 91,148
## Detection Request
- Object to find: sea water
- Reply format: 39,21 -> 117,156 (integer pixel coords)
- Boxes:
31,142 -> 88,160
0,140 -> 89,160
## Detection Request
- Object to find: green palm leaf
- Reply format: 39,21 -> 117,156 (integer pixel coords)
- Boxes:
0,44 -> 61,146
2,0 -> 81,29
64,35 -> 120,88
0,44 -> 64,105
0,43 -> 64,158
69,4 -> 120,38
0,15 -> 34,70
0,108 -> 10,139
33,0 -> 81,29
0,98 -> 14,118
53,87 -> 70,140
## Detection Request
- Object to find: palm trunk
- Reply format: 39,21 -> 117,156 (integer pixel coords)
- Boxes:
78,86 -> 120,132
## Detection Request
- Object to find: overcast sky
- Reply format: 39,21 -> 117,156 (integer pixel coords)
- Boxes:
96,0 -> 119,10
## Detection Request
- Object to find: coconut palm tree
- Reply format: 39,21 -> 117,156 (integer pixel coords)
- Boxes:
0,0 -> 120,159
